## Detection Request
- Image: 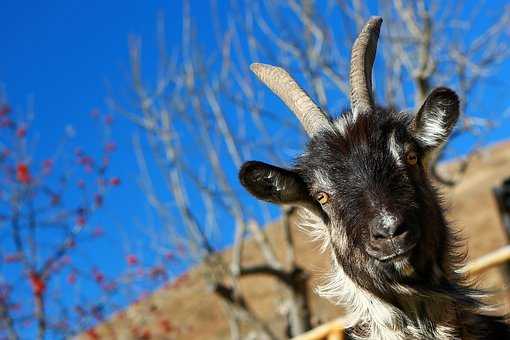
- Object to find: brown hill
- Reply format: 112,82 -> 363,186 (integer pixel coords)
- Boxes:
81,141 -> 510,340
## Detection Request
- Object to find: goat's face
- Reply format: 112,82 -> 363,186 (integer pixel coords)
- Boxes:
240,89 -> 459,291
239,18 -> 459,295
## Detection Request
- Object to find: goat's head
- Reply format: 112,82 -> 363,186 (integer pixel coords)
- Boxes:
239,17 -> 459,295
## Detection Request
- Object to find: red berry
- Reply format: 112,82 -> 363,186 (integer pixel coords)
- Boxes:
92,227 -> 104,237
160,319 -> 173,333
92,269 -> 104,284
110,177 -> 120,186
104,115 -> 113,125
16,125 -> 27,138
28,272 -> 45,296
16,163 -> 31,184
126,254 -> 138,266
0,105 -> 11,116
51,195 -> 61,206
4,252 -> 23,263
68,272 -> 77,285
90,109 -> 100,118
164,251 -> 175,261
76,215 -> 86,226
42,159 -> 53,174
104,142 -> 117,153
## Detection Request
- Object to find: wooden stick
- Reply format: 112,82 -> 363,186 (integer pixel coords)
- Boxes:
292,318 -> 346,340
327,327 -> 344,340
460,245 -> 510,275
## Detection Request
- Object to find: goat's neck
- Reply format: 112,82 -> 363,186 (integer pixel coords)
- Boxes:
321,256 -> 464,340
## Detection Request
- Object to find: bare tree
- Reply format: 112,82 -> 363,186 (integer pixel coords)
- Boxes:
0,93 -> 120,339
114,1 -> 510,338
0,92 -> 181,339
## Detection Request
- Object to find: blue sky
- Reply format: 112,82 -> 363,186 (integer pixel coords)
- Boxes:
0,1 -> 189,337
1,1 -> 510,338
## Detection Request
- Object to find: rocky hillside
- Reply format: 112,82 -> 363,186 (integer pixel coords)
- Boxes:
80,141 -> 510,339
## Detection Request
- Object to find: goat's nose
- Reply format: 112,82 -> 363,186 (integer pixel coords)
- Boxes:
371,222 -> 409,240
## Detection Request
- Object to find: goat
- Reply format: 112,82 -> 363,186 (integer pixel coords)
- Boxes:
239,17 -> 510,339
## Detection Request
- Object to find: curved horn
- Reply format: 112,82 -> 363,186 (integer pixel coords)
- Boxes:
349,16 -> 383,115
250,63 -> 331,137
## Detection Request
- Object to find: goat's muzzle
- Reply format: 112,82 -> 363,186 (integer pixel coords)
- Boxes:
366,221 -> 419,262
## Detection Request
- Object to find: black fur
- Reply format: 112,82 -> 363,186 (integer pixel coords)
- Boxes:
240,90 -> 510,338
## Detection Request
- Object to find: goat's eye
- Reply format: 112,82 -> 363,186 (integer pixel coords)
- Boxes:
406,151 -> 418,165
316,192 -> 330,205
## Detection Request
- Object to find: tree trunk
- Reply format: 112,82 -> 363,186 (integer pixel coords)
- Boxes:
286,267 -> 312,337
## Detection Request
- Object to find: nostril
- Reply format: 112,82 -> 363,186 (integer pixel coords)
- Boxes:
371,223 -> 410,240
393,223 -> 409,237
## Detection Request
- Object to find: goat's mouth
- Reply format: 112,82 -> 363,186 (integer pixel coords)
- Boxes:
366,242 -> 417,262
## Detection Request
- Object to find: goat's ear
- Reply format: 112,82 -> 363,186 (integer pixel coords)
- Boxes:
411,87 -> 459,149
239,161 -> 310,205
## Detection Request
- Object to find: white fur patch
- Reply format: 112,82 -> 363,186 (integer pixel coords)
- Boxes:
297,209 -> 331,253
415,108 -> 448,147
334,111 -> 357,136
317,256 -> 406,340
313,169 -> 334,192
379,208 -> 397,230
388,130 -> 402,166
